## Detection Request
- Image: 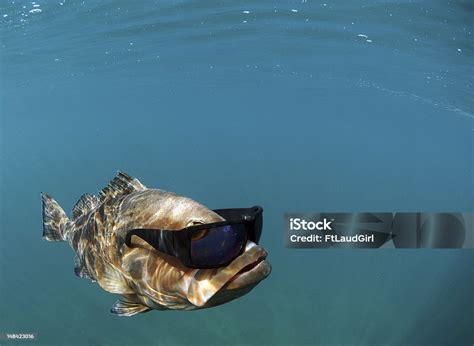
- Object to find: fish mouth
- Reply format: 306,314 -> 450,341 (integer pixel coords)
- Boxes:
186,242 -> 271,307
227,255 -> 267,284
203,254 -> 271,308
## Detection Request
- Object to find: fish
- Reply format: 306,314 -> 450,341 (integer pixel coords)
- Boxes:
41,172 -> 271,316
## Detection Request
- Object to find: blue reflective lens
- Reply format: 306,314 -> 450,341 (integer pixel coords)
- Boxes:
190,224 -> 247,266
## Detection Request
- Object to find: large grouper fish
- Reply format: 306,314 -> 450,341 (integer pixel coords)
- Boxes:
41,172 -> 271,316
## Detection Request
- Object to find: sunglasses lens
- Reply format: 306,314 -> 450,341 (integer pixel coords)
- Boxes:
190,224 -> 246,267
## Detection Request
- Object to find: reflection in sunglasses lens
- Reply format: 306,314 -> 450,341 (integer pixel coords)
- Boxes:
190,224 -> 246,267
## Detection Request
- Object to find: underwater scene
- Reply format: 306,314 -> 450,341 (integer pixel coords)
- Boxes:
0,0 -> 473,345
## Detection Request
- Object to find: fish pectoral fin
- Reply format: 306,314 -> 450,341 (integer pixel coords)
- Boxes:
98,265 -> 134,294
111,297 -> 150,317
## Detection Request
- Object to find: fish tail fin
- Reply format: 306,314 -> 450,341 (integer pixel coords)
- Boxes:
41,193 -> 70,242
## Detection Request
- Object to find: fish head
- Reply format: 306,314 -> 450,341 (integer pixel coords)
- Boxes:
118,190 -> 271,310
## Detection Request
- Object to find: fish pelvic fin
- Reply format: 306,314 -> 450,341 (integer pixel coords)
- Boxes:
99,171 -> 147,203
41,193 -> 71,242
111,296 -> 150,317
72,193 -> 99,220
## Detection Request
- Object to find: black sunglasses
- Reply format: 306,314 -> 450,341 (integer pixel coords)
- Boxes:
124,206 -> 263,268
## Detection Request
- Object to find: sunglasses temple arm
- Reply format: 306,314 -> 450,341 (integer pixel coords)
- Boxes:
124,231 -> 135,247
125,230 -> 153,248
124,229 -> 177,257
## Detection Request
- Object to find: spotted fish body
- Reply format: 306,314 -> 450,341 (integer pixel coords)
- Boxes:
41,172 -> 271,316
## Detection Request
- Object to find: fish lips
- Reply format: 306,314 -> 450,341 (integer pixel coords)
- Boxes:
186,241 -> 271,307
225,256 -> 271,290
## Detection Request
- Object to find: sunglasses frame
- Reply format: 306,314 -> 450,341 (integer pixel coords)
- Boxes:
124,206 -> 263,268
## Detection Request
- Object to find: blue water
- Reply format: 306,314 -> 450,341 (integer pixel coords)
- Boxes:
1,0 -> 473,345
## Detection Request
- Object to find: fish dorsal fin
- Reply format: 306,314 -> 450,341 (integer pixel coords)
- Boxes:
111,296 -> 150,316
72,193 -> 99,219
99,172 -> 146,203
